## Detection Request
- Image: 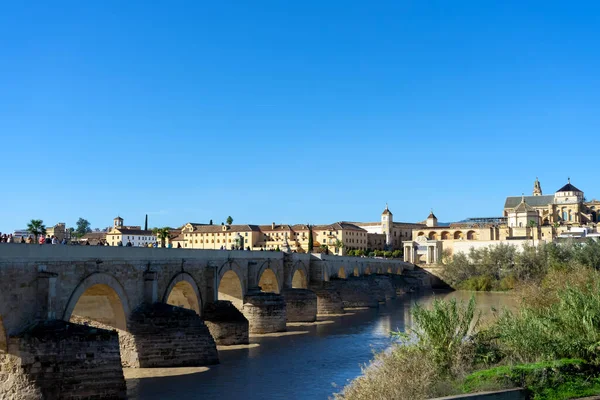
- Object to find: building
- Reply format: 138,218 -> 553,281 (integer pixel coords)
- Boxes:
45,223 -> 67,242
404,178 -> 598,264
503,178 -> 599,226
349,204 -> 426,250
105,217 -> 156,247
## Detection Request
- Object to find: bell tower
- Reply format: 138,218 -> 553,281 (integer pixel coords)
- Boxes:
114,216 -> 124,229
533,177 -> 542,196
381,203 -> 393,248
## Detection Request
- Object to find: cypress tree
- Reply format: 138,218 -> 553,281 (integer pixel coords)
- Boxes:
144,214 -> 148,231
308,224 -> 314,252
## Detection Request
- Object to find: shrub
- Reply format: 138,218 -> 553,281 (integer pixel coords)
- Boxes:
396,296 -> 479,374
335,346 -> 443,400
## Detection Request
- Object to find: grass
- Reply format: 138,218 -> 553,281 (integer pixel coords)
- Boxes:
463,359 -> 600,400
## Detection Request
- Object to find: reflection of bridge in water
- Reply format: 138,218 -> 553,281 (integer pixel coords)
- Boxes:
0,244 -> 425,399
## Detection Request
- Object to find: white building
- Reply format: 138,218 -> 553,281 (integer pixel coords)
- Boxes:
105,217 -> 156,247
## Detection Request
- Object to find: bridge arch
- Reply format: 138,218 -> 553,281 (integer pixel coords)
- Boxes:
258,268 -> 280,293
387,266 -> 393,274
376,267 -> 383,274
353,267 -> 359,277
257,260 -> 283,293
63,272 -> 130,331
364,266 -> 371,275
290,261 -> 309,289
218,262 -> 245,309
0,316 -> 6,352
338,266 -> 347,279
163,272 -> 202,316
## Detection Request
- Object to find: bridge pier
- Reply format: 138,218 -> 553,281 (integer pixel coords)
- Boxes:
204,301 -> 249,345
242,289 -> 287,334
330,278 -> 379,308
122,303 -> 219,368
0,320 -> 126,400
281,288 -> 317,322
312,286 -> 344,315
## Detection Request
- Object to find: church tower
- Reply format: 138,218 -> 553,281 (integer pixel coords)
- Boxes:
381,204 -> 393,248
533,177 -> 542,196
426,210 -> 438,227
113,216 -> 124,229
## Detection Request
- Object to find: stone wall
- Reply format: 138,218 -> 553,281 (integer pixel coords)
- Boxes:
0,320 -> 126,400
204,301 -> 249,345
328,279 -> 379,308
242,291 -> 287,334
281,288 -> 317,322
312,287 -> 344,315
124,303 -> 219,368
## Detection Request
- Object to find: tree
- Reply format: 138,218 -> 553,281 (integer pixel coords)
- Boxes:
226,216 -> 233,225
209,219 -> 213,225
528,219 -> 537,246
144,214 -> 148,231
75,218 -> 92,239
334,239 -> 344,254
152,227 -> 170,248
27,219 -> 46,242
308,225 -> 314,252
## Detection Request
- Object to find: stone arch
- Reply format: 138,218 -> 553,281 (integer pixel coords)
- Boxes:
417,231 -> 425,237
163,272 -> 202,316
353,267 -> 359,277
290,261 -> 309,289
441,231 -> 450,240
63,273 -> 130,331
291,269 -> 308,289
0,316 -> 6,353
258,268 -> 280,293
218,269 -> 245,310
387,266 -> 393,274
376,267 -> 383,274
396,267 -> 402,275
428,232 -> 438,240
454,231 -> 464,240
364,266 -> 371,275
257,260 -> 283,293
466,230 -> 477,240
337,266 -> 347,279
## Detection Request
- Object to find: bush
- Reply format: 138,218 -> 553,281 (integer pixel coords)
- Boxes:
391,250 -> 402,259
396,296 -> 479,374
384,251 -> 393,258
493,269 -> 600,363
335,346 -> 444,400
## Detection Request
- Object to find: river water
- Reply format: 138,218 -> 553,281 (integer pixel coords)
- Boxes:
127,291 -> 516,400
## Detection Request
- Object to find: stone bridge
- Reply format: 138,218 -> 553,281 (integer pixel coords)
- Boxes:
0,244 -> 416,399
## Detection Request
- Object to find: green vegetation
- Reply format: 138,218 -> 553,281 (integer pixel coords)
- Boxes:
226,216 -> 233,225
75,217 -> 92,239
26,219 -> 46,242
308,225 -> 314,252
152,227 -> 171,248
336,266 -> 600,400
442,240 -> 600,291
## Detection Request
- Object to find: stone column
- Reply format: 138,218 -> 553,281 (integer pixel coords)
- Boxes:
36,266 -> 58,321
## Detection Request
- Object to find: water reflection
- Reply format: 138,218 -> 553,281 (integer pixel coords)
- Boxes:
128,290 -> 514,400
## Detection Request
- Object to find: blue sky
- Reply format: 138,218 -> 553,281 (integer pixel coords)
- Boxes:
1,1 -> 599,232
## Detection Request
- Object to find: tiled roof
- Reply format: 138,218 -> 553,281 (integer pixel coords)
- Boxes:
504,195 -> 554,209
259,224 -> 293,231
557,183 -> 582,193
185,224 -> 261,233
514,200 -> 535,213
109,228 -> 154,236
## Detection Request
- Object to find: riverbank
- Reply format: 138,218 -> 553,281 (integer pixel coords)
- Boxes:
336,266 -> 600,400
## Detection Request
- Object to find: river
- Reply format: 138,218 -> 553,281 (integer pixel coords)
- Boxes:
126,291 -> 516,400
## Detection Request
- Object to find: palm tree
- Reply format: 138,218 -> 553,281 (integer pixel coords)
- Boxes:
27,219 -> 46,243
153,227 -> 171,248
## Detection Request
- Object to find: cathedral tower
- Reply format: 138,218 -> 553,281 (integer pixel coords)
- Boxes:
533,177 -> 542,196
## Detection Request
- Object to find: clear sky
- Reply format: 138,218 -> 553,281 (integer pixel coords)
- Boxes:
1,1 -> 599,232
